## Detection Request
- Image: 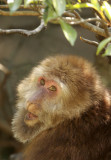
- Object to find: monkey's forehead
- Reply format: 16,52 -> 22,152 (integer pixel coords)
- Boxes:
32,55 -> 95,84
40,55 -> 93,73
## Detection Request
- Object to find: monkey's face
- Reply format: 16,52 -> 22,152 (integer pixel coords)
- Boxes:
12,55 -> 100,143
12,65 -> 67,143
23,76 -> 62,127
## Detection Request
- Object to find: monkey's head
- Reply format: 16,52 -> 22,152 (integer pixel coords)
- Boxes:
12,55 -> 103,143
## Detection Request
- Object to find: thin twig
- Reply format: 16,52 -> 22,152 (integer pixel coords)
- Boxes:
0,64 -> 10,75
95,13 -> 110,37
0,64 -> 11,88
0,4 -> 110,38
63,10 -> 110,37
0,9 -> 41,16
0,19 -> 45,36
80,36 -> 99,47
63,11 -> 76,18
0,4 -> 44,9
64,17 -> 100,24
72,10 -> 81,19
62,17 -> 111,37
63,10 -> 81,19
79,21 -> 111,38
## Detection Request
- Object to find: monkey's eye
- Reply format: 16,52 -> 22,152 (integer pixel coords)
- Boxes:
40,79 -> 45,86
48,85 -> 57,91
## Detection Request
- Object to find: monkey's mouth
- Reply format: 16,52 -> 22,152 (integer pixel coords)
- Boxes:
24,112 -> 39,126
25,112 -> 38,120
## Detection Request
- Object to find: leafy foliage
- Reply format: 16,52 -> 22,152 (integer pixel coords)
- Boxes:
43,0 -> 77,45
8,0 -> 22,12
103,44 -> 111,57
60,19 -> 77,46
52,0 -> 66,16
102,1 -> 111,21
96,37 -> 111,56
7,0 -> 111,55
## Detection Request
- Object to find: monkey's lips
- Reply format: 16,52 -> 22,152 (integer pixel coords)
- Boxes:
24,112 -> 38,126
25,112 -> 38,120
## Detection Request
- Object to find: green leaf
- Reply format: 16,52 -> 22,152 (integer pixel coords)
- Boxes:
24,0 -> 32,6
96,37 -> 111,55
91,0 -> 100,11
66,3 -> 94,9
43,6 -> 58,24
8,0 -> 22,12
77,0 -> 81,3
102,1 -> 111,21
102,44 -> 111,57
43,0 -> 58,24
52,0 -> 66,16
59,19 -> 77,46
24,0 -> 39,6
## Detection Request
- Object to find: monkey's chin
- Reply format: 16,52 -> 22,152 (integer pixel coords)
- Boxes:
24,112 -> 39,127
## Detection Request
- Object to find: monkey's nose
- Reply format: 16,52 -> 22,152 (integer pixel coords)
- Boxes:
26,102 -> 40,114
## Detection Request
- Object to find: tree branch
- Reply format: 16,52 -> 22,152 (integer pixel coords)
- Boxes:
0,4 -> 110,38
0,4 -> 44,9
0,64 -> 10,75
0,64 -> 11,88
64,17 -> 103,25
0,19 -> 45,36
62,16 -> 111,38
80,36 -> 99,47
63,10 -> 111,38
79,21 -> 111,38
0,9 -> 41,16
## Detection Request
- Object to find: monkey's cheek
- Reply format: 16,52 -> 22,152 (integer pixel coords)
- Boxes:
24,112 -> 39,127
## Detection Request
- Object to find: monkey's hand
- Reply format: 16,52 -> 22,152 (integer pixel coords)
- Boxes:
9,153 -> 24,160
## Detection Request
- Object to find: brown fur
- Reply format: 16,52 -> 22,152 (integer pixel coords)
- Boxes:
12,55 -> 111,160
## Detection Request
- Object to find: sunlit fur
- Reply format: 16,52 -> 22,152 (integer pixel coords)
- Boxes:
12,55 -> 104,143
12,55 -> 111,160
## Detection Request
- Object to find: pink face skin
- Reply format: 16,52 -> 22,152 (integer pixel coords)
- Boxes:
38,76 -> 60,95
24,77 -> 61,126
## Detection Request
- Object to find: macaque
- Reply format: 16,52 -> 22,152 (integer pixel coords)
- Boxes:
12,55 -> 111,160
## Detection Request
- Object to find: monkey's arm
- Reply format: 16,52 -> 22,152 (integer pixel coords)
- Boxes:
104,150 -> 111,160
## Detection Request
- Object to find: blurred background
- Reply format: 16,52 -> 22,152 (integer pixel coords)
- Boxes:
0,9 -> 110,160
